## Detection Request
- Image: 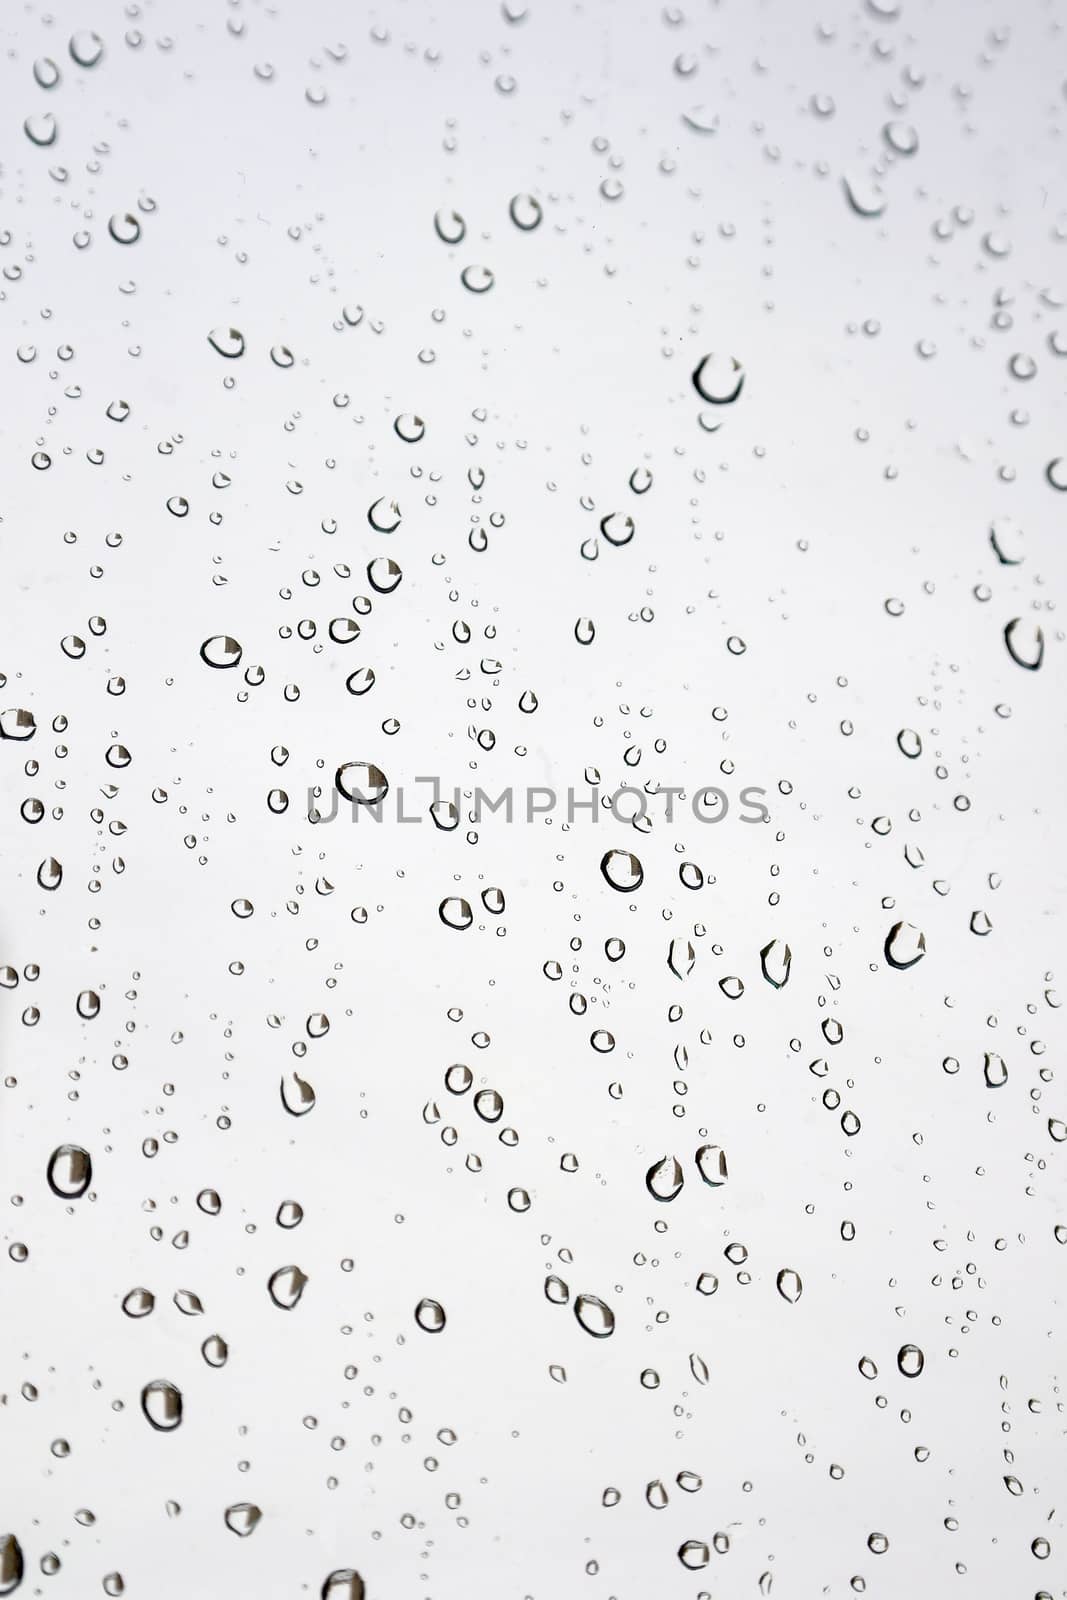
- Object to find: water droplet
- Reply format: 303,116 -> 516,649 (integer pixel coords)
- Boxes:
433,209 -> 466,244
24,113 -> 58,146
200,635 -> 243,669
692,353 -> 744,404
646,1155 -> 684,1201
268,1264 -> 308,1310
280,1071 -> 316,1116
668,937 -> 695,980
141,1379 -> 183,1431
1004,618 -> 1044,670
47,1144 -> 92,1199
0,1535 -> 24,1595
37,857 -> 63,890
679,1540 -> 710,1570
394,413 -> 425,443
368,557 -> 402,593
760,939 -> 792,988
321,1573 -> 365,1600
601,849 -> 643,892
842,172 -> 886,218
883,121 -> 918,155
1,708 -> 37,741
335,762 -> 388,804
34,56 -> 61,88
884,921 -> 925,969
69,30 -> 105,67
367,497 -> 402,533
415,1297 -> 446,1332
208,326 -> 245,359
509,193 -> 542,230
897,1343 -> 924,1377
776,1267 -> 803,1304
439,897 -> 473,930
201,1333 -> 229,1368
574,1294 -> 615,1337
460,265 -> 495,293
108,213 -> 141,245
224,1503 -> 262,1537
695,1144 -> 727,1187
600,511 -> 635,546
122,1287 -> 154,1318
983,1052 -> 1008,1088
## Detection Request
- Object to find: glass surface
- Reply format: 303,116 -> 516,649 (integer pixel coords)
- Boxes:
1,2 -> 1065,1595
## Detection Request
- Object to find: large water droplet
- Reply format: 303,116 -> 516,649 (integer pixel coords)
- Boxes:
460,264 -> 495,293
224,1503 -> 262,1538
280,1071 -> 316,1116
322,1573 -> 365,1600
1004,618 -> 1044,670
0,1535 -> 24,1595
983,1052 -> 1008,1088
439,897 -> 473,930
0,708 -> 37,740
695,1144 -> 727,1187
69,30 -> 104,66
367,497 -> 402,533
692,353 -> 744,404
667,937 -> 695,980
509,193 -> 542,230
842,172 -> 886,217
415,1297 -> 446,1332
108,212 -> 141,245
47,1144 -> 92,1199
989,517 -> 1025,565
776,1268 -> 803,1304
601,849 -> 643,892
574,1293 -> 615,1337
24,112 -> 58,146
884,921 -> 925,969
202,1333 -> 229,1368
760,939 -> 792,988
599,511 -> 635,546
897,1343 -> 924,1377
646,1154 -> 684,1201
367,557 -> 402,594
141,1379 -> 183,1431
268,1265 -> 308,1310
335,762 -> 389,804
208,326 -> 245,359
33,56 -> 61,88
433,209 -> 466,244
200,635 -> 243,669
